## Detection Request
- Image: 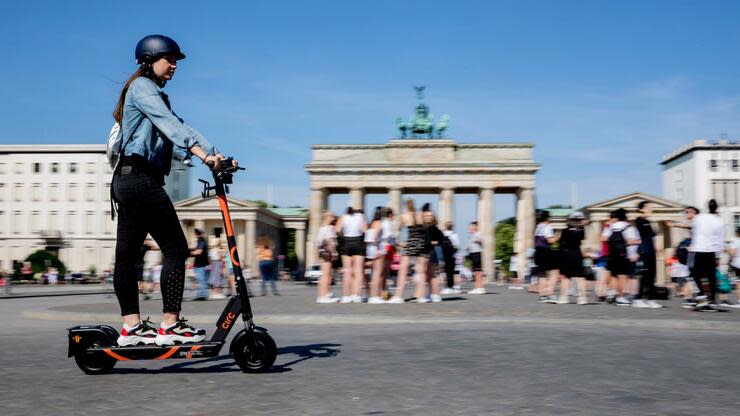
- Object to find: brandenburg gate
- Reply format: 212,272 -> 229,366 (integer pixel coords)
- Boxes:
304,87 -> 539,277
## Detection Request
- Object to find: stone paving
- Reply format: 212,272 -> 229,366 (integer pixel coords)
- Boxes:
2,282 -> 739,415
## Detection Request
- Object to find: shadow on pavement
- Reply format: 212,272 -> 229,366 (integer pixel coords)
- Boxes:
111,343 -> 342,374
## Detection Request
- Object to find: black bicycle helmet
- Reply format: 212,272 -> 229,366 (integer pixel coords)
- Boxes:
135,35 -> 186,64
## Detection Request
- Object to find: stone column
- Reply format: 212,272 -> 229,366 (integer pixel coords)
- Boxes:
307,188 -> 328,267
655,222 -> 666,286
439,188 -> 455,225
515,187 -> 535,279
235,219 -> 246,272
295,227 -> 306,269
246,219 -> 256,272
387,188 -> 403,216
477,188 -> 494,279
589,220 -> 603,252
349,188 -> 365,212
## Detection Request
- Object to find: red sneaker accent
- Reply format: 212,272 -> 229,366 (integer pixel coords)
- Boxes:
159,327 -> 166,335
121,328 -> 129,336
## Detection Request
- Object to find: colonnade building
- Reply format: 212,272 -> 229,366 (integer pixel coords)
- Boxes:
305,139 -> 540,277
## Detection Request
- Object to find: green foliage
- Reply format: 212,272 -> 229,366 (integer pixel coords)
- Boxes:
250,200 -> 277,209
285,229 -> 298,269
495,220 -> 516,271
25,250 -> 66,276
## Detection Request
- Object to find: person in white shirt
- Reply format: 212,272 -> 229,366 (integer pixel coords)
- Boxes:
467,222 -> 486,295
316,211 -> 339,303
534,210 -> 560,303
689,199 -> 724,310
335,207 -> 367,303
440,221 -> 461,295
601,208 -> 641,306
726,227 -> 740,308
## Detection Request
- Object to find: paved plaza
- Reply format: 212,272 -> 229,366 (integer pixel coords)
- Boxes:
2,283 -> 740,415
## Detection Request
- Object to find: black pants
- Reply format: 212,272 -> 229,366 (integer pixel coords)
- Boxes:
112,170 -> 190,316
691,251 -> 717,302
636,252 -> 656,300
443,250 -> 456,288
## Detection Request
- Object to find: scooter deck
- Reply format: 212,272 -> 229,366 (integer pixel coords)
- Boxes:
90,341 -> 224,361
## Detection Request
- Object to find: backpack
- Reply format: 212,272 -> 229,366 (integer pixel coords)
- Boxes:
607,228 -> 627,258
717,270 -> 732,294
106,117 -> 145,170
106,122 -> 123,170
676,238 -> 691,265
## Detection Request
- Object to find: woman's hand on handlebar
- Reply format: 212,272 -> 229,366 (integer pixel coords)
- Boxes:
204,154 -> 224,170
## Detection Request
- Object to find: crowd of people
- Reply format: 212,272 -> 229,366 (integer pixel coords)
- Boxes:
136,229 -> 282,301
529,199 -> 740,311
310,197 -> 740,311
314,198 -> 486,304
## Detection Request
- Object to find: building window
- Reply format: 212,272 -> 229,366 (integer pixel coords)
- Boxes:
66,212 -> 77,234
14,163 -> 23,174
0,211 -> 4,235
85,183 -> 95,202
13,184 -> 23,202
51,163 -> 59,173
735,214 -> 740,231
13,211 -> 22,234
733,160 -> 739,172
104,211 -> 114,234
0,183 -> 4,202
48,211 -> 59,231
31,183 -> 41,202
30,211 -> 41,233
0,163 -> 6,174
709,159 -> 719,172
85,211 -> 95,234
67,184 -> 77,202
86,163 -> 96,174
33,163 -> 41,173
49,183 -> 60,202
69,162 -> 78,174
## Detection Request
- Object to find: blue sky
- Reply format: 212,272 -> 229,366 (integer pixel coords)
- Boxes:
2,0 -> 740,227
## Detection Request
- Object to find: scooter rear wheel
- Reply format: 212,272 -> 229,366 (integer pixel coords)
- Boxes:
230,328 -> 277,373
74,334 -> 116,375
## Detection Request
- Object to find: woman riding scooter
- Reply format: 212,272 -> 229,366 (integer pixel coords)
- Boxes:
112,35 -> 237,347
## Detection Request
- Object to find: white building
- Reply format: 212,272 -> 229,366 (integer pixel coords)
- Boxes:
0,144 -> 191,274
661,139 -> 740,238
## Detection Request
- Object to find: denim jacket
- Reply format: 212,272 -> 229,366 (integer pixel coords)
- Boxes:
121,77 -> 216,175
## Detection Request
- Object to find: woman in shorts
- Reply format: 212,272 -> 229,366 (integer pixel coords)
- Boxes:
389,199 -> 425,304
335,206 -> 367,303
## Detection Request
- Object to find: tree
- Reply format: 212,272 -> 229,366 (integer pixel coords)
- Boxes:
495,220 -> 516,271
25,250 -> 67,276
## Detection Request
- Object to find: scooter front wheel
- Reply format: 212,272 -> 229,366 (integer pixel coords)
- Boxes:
230,328 -> 277,373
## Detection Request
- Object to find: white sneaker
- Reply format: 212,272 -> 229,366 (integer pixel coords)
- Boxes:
616,296 -> 632,306
316,296 -> 340,304
577,297 -> 588,305
632,299 -> 649,308
387,296 -> 405,304
468,287 -> 487,295
208,292 -> 226,300
430,294 -> 442,303
367,296 -> 385,304
340,296 -> 353,304
351,295 -> 363,303
440,288 -> 455,295
453,285 -> 462,292
413,297 -> 430,303
646,300 -> 663,309
556,296 -> 570,304
508,285 -> 524,290
731,301 -> 740,308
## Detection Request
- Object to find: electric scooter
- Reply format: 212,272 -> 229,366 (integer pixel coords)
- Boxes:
68,159 -> 277,374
